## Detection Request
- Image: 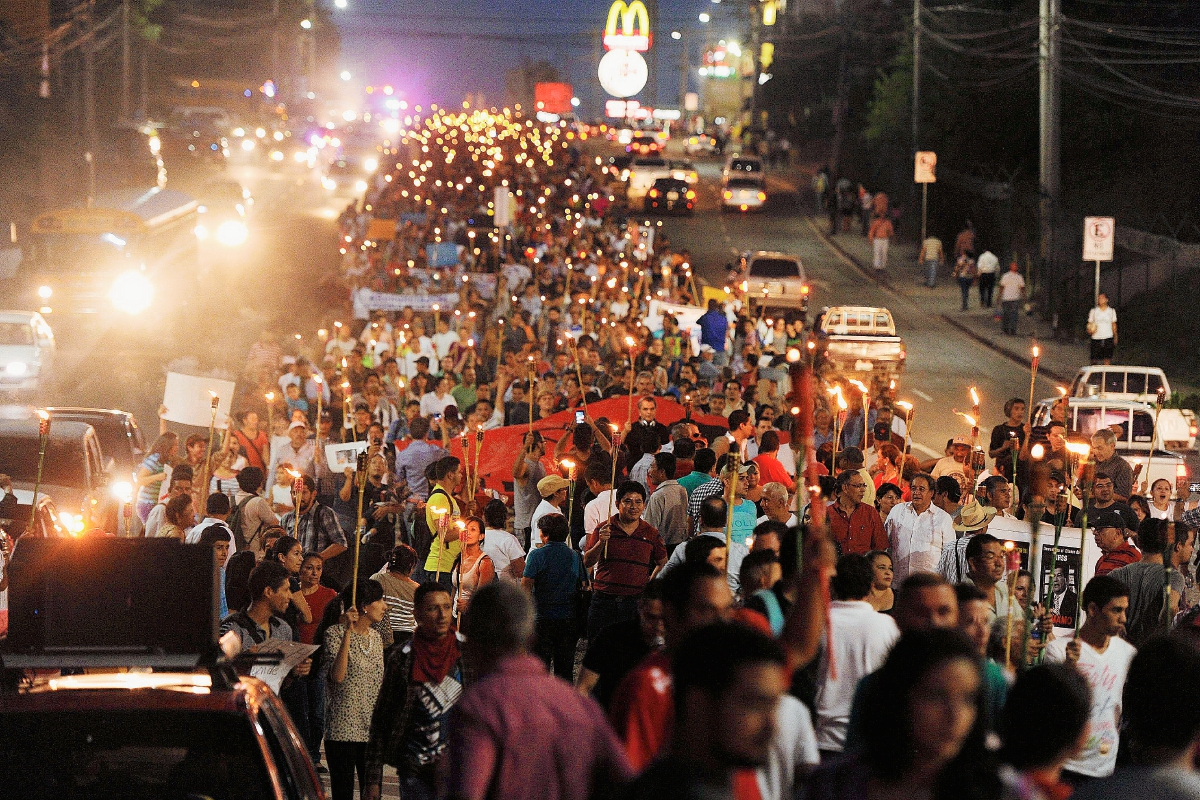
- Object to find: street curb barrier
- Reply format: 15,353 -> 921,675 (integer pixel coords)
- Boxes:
939,314 -> 1073,384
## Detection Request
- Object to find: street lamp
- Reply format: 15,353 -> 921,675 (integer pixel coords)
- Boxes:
699,12 -> 711,23
334,0 -> 347,7
671,30 -> 682,39
300,18 -> 312,29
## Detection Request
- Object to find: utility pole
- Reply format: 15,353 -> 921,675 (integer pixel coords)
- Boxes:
679,31 -> 689,114
83,0 -> 97,186
911,0 -> 920,157
121,0 -> 131,122
1039,0 -> 1061,323
272,0 -> 281,91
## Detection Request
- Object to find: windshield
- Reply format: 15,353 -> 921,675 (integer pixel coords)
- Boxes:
0,321 -> 34,346
749,258 -> 801,279
632,158 -> 667,168
729,159 -> 762,173
2,435 -> 88,487
0,710 -> 273,800
727,178 -> 763,189
26,234 -> 133,274
54,417 -> 131,468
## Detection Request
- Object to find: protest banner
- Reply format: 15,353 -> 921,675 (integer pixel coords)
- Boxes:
162,373 -> 235,429
425,242 -> 461,267
645,299 -> 705,354
362,291 -> 460,312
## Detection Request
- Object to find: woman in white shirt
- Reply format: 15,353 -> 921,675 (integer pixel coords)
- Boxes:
1147,478 -> 1176,519
1087,292 -> 1118,365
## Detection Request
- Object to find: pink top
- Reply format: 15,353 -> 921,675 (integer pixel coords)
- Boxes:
445,655 -> 634,800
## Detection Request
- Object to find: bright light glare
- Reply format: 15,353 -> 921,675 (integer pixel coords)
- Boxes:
241,138 -> 256,151
671,31 -> 682,39
112,480 -> 134,504
5,361 -> 27,376
340,70 -> 352,81
699,12 -> 711,22
216,220 -> 249,247
354,179 -> 368,192
110,271 -> 154,315
300,18 -> 312,28
363,157 -> 379,172
194,223 -> 209,240
37,285 -> 52,299
334,0 -> 347,7
322,176 -> 337,191
269,149 -> 285,162
342,110 -> 357,121
255,127 -> 266,138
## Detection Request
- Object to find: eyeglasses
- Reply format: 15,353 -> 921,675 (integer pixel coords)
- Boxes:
847,482 -> 868,489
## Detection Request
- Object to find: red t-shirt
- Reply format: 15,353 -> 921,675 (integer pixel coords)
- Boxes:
297,585 -> 338,644
752,453 -> 794,491
610,650 -> 762,800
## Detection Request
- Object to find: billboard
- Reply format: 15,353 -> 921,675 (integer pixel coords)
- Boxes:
604,0 -> 651,51
534,82 -> 574,115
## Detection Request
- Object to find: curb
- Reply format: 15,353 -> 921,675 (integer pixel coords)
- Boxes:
803,216 -> 895,291
938,314 -> 1074,384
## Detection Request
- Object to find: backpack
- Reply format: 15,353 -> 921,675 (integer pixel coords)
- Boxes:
226,494 -> 259,552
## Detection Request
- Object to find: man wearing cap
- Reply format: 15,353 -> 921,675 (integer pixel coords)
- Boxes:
687,456 -> 751,536
266,419 -> 316,492
828,470 -> 888,555
583,480 -> 668,639
696,346 -> 720,383
529,475 -> 571,547
936,499 -> 998,583
1092,510 -> 1142,576
1085,471 -> 1139,533
932,437 -> 972,480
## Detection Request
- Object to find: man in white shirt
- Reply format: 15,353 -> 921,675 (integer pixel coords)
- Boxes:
583,460 -> 616,539
1045,574 -> 1136,782
528,475 -> 570,547
266,421 -> 316,492
481,499 -> 526,581
756,482 -> 798,528
1087,291 -> 1118,365
885,472 -> 956,585
998,259 -> 1026,336
643,453 -> 689,553
814,553 -> 900,756
185,493 -> 237,554
660,495 -> 747,593
976,250 -> 999,308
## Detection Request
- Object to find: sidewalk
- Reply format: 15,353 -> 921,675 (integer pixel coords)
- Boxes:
807,216 -> 1089,385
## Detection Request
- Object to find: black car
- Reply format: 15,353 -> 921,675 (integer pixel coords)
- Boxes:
46,407 -> 147,488
645,178 -> 695,215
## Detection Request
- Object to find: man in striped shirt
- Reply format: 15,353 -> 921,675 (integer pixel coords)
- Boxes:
1092,510 -> 1142,576
583,480 -> 668,641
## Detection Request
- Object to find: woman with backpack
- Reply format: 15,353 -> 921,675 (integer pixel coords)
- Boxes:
421,456 -> 463,594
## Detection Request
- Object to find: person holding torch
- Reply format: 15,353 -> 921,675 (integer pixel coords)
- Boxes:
422,456 -> 463,592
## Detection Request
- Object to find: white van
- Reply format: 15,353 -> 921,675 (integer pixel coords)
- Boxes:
0,310 -> 55,393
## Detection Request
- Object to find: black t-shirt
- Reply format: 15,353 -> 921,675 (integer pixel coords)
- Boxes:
1087,500 -> 1140,532
580,616 -> 653,711
989,423 -> 1025,481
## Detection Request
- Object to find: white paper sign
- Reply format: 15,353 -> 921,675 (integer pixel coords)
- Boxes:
1083,216 -> 1115,262
248,640 -> 320,694
646,299 -> 705,354
162,372 -> 235,429
326,440 -> 368,471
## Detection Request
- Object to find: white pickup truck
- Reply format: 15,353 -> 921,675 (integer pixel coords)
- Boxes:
1033,397 -> 1193,491
817,306 -> 907,381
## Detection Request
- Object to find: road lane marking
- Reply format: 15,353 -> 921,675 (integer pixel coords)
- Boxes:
912,389 -> 934,402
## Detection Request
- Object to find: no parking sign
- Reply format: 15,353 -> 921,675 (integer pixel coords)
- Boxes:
1083,216 -> 1115,262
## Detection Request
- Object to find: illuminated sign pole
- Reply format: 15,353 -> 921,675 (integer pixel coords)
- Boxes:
599,1 -> 651,105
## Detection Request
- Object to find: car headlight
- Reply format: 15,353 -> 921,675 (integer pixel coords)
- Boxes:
364,157 -> 378,173
110,271 -> 154,315
322,176 -> 337,191
355,179 -> 369,193
5,361 -> 28,376
241,138 -> 256,151
194,223 -> 210,240
38,285 -> 53,299
216,219 -> 249,247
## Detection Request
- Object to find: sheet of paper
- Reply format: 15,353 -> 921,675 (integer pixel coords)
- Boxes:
326,440 -> 368,471
248,640 -> 319,694
162,372 -> 235,429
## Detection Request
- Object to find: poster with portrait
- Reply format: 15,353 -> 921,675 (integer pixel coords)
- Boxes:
1040,544 -> 1083,630
325,441 -> 367,472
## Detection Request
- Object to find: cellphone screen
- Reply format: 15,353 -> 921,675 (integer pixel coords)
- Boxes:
575,410 -> 586,424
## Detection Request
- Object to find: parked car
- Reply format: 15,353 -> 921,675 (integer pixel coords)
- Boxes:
645,178 -> 695,215
46,407 -> 147,489
0,416 -> 117,535
721,177 -> 767,212
0,311 -> 55,394
741,252 -> 811,315
818,306 -> 907,381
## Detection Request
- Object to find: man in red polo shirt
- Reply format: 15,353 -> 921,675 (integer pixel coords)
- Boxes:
584,480 -> 669,641
751,430 -> 794,492
827,470 -> 888,555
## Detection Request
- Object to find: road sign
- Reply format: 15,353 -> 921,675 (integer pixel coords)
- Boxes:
914,151 -> 937,184
1083,216 -> 1115,262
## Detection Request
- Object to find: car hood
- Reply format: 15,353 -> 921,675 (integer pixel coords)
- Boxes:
11,484 -> 86,508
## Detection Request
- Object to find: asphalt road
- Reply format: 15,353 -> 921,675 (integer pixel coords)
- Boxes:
650,151 -> 1062,460
16,154 -> 349,438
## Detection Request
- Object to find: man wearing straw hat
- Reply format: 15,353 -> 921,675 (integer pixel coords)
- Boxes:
936,499 -> 999,584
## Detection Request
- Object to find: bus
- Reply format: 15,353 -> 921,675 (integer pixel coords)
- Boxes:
20,187 -> 200,316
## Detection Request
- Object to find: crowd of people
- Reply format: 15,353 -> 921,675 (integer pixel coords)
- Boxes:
80,108 -> 1200,800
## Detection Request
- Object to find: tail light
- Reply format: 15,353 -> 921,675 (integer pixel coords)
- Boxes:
723,190 -> 733,199
1178,464 -> 1189,478
1190,424 -> 1198,437
648,189 -> 659,198
686,190 -> 696,199
801,285 -> 810,295
757,191 -> 767,201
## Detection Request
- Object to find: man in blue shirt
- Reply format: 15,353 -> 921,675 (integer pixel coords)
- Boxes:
393,416 -> 447,502
696,299 -> 730,367
522,513 -> 584,681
